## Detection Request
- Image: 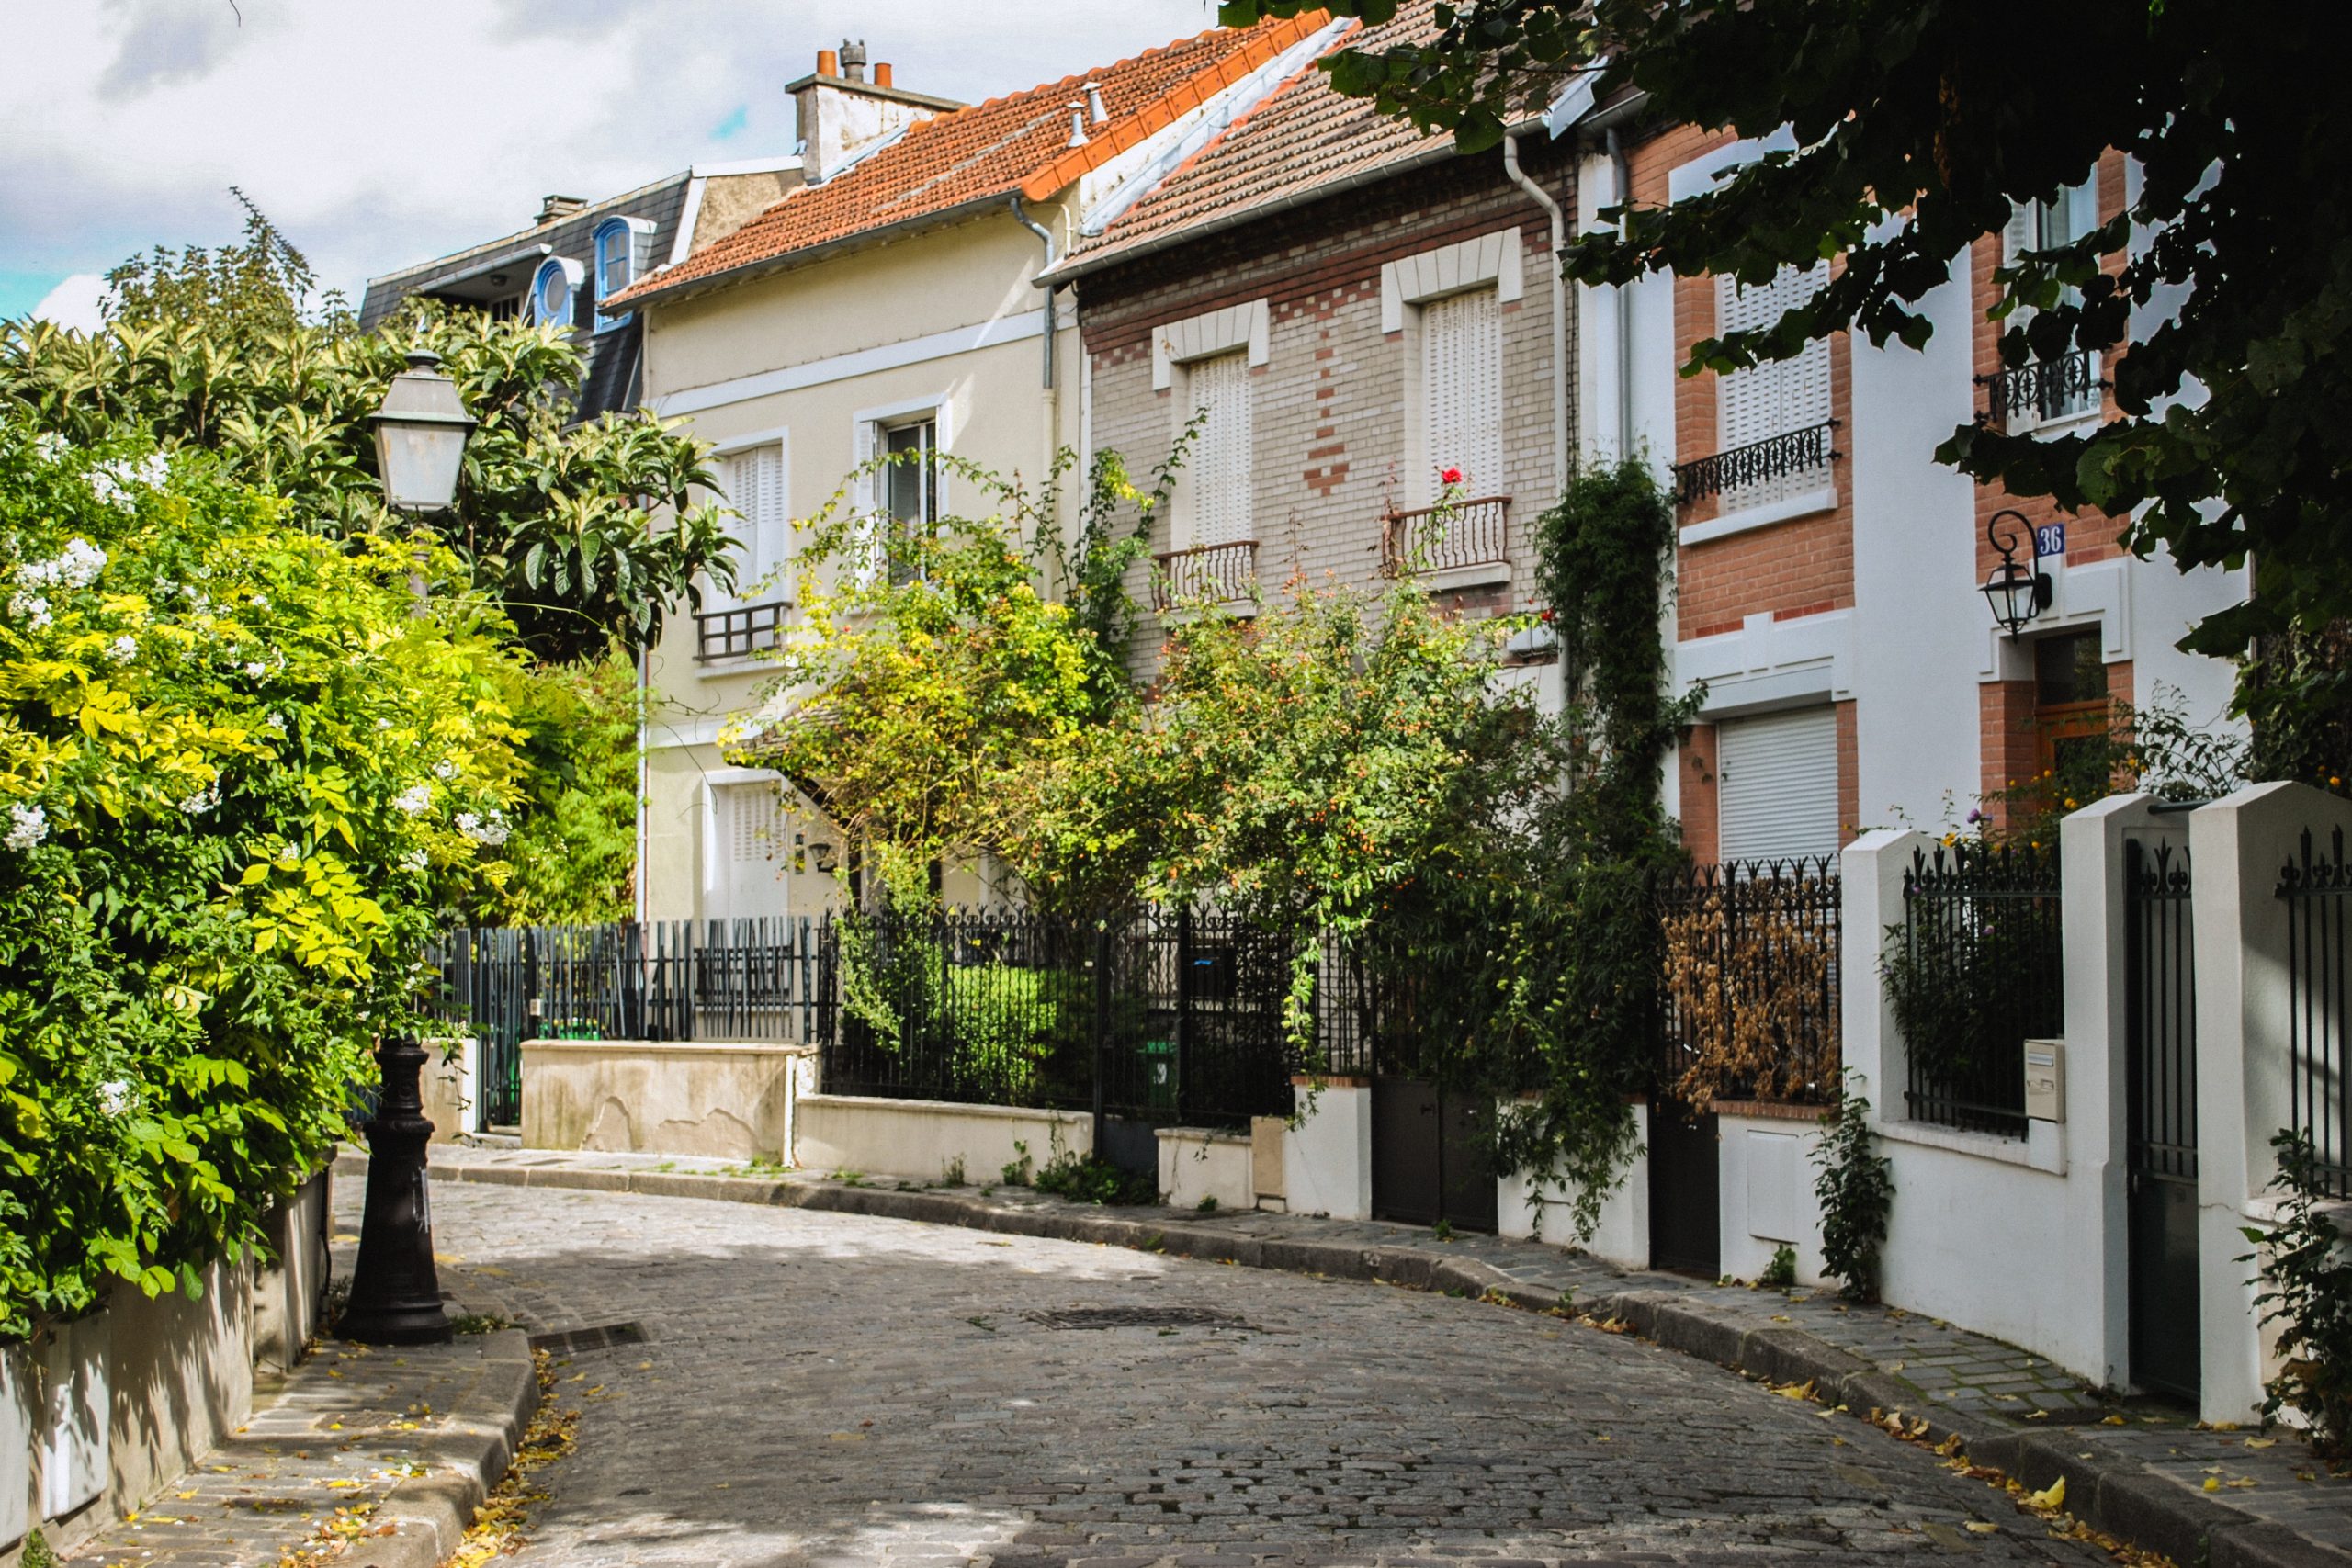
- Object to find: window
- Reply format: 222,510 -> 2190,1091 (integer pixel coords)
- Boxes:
709,779 -> 788,920
1186,351 -> 1252,548
1715,707 -> 1842,864
1998,179 -> 2104,426
593,217 -> 653,332
715,443 -> 787,609
1714,262 -> 1833,509
1419,287 -> 1502,500
881,418 -> 937,585
2033,626 -> 2110,778
528,257 -> 581,331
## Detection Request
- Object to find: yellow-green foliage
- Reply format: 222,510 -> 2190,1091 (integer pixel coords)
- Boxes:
0,418 -> 531,1337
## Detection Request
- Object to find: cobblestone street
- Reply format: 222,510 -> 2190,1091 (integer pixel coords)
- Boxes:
430,1182 -> 2117,1567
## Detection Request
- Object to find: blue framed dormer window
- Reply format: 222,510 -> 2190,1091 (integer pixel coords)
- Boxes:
594,217 -> 657,332
529,256 -> 582,332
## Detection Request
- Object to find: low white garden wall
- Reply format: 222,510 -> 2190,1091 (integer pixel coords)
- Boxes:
1157,1128 -> 1255,1211
4,1170 -> 328,1566
522,1039 -> 813,1163
1497,1100 -> 1651,1269
795,1092 -> 1093,1184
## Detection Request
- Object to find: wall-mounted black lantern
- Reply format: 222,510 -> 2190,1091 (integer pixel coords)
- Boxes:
1981,508 -> 2053,639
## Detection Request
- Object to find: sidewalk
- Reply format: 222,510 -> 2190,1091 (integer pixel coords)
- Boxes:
410,1138 -> 2352,1568
56,1186 -> 536,1568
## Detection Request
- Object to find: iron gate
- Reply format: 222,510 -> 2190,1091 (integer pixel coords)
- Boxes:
2124,838 -> 2199,1400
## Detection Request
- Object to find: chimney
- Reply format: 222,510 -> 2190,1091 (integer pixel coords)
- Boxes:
537,194 -> 587,225
1083,81 -> 1107,125
1066,102 -> 1089,149
792,41 -> 950,183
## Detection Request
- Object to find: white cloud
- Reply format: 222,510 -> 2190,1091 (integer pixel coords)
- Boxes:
32,275 -> 107,332
4,0 -> 1227,304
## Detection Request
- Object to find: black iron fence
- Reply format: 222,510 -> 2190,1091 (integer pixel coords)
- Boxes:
1896,842 -> 2064,1137
1980,349 -> 2104,427
815,908 -> 1296,1132
1152,541 -> 1257,610
425,919 -> 819,1133
1380,495 -> 1510,578
1671,421 -> 1839,507
1653,857 -> 1843,1109
2125,840 -> 2197,1184
2281,826 -> 2352,1196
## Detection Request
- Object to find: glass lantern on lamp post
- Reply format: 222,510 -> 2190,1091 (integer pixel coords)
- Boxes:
1981,507 -> 2053,640
342,354 -> 475,1348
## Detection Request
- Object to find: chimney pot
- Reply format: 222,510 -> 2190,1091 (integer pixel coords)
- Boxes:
1067,103 -> 1089,149
840,38 -> 867,83
874,62 -> 893,88
1083,81 -> 1107,125
537,194 -> 587,225
817,47 -> 838,76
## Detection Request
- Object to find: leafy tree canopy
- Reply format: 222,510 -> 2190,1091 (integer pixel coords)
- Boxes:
2,199 -> 735,663
1221,0 -> 2349,724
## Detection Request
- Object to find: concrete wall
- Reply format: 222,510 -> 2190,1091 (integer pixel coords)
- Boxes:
1496,1100 -> 1650,1269
795,1093 -> 1093,1185
419,1037 -> 477,1145
1283,1080 -> 1371,1221
4,1169 -> 329,1565
1715,1108 -> 1831,1288
1157,1128 -> 1253,1211
522,1040 -> 812,1163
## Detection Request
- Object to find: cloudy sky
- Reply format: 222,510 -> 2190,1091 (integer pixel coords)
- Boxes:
1,0 -> 1228,326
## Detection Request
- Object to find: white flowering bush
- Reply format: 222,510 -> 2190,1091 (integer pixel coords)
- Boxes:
0,418 -> 530,1337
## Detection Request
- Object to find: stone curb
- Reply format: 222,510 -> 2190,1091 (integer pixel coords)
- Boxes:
340,1325 -> 537,1568
404,1156 -> 2344,1568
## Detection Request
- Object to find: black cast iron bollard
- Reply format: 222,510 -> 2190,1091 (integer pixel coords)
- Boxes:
340,1035 -> 453,1345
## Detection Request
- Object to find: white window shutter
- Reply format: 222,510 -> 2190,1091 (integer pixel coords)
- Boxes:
717,446 -> 786,607
1419,288 -> 1502,499
714,781 -> 787,919
1715,263 -> 1830,508
1715,708 -> 1842,863
1189,352 -> 1253,548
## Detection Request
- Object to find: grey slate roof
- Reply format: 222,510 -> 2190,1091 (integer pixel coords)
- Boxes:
356,172 -> 691,422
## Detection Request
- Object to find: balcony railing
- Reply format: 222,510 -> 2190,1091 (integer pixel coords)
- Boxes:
1978,349 -> 2105,428
1381,494 -> 1510,579
695,599 -> 791,662
1153,540 -> 1257,611
1672,420 -> 1839,508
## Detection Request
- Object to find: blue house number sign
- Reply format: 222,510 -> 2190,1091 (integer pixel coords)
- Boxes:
2035,521 -> 2067,558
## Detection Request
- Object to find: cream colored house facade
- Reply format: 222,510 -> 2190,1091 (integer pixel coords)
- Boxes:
617,19 -> 1343,928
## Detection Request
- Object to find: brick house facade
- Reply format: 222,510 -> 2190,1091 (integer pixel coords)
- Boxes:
1046,24 -> 1577,683
1589,118 -> 2240,863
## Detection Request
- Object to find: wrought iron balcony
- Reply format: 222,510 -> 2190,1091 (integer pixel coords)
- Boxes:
1978,349 -> 2105,428
695,598 -> 791,662
1380,494 -> 1510,579
1152,540 -> 1258,611
1671,421 -> 1839,508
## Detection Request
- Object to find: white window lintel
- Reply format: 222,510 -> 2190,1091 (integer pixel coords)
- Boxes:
1379,228 -> 1523,334
1150,299 -> 1271,391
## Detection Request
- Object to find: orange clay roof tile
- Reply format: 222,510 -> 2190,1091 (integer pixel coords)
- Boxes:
616,14 -> 1328,305
1069,6 -> 1456,274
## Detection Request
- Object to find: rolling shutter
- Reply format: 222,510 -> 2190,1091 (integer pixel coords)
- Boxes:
1189,351 -> 1253,547
1715,262 -> 1831,508
718,444 -> 786,607
1420,286 -> 1503,499
1715,707 -> 1841,864
713,780 -> 787,919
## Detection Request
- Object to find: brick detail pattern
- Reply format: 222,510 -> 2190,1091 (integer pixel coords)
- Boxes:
1080,141 -> 1575,680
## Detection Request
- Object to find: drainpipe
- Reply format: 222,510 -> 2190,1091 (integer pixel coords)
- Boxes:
1606,125 -> 1636,458
1503,128 -> 1568,492
1011,193 -> 1062,523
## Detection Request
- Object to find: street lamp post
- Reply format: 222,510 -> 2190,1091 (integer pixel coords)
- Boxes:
342,353 -> 475,1347
1980,508 -> 2053,639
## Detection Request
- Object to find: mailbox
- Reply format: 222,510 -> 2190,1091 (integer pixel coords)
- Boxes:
2024,1039 -> 2066,1122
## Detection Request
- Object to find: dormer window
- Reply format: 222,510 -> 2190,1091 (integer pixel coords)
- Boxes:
594,217 -> 657,332
529,256 -> 582,331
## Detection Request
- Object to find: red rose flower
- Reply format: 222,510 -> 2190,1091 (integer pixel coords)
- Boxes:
1440,466 -> 1464,486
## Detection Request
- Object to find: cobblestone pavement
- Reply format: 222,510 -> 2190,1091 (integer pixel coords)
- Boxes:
427,1180 -> 2123,1568
58,1180 -> 521,1568
423,1142 -> 2352,1560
